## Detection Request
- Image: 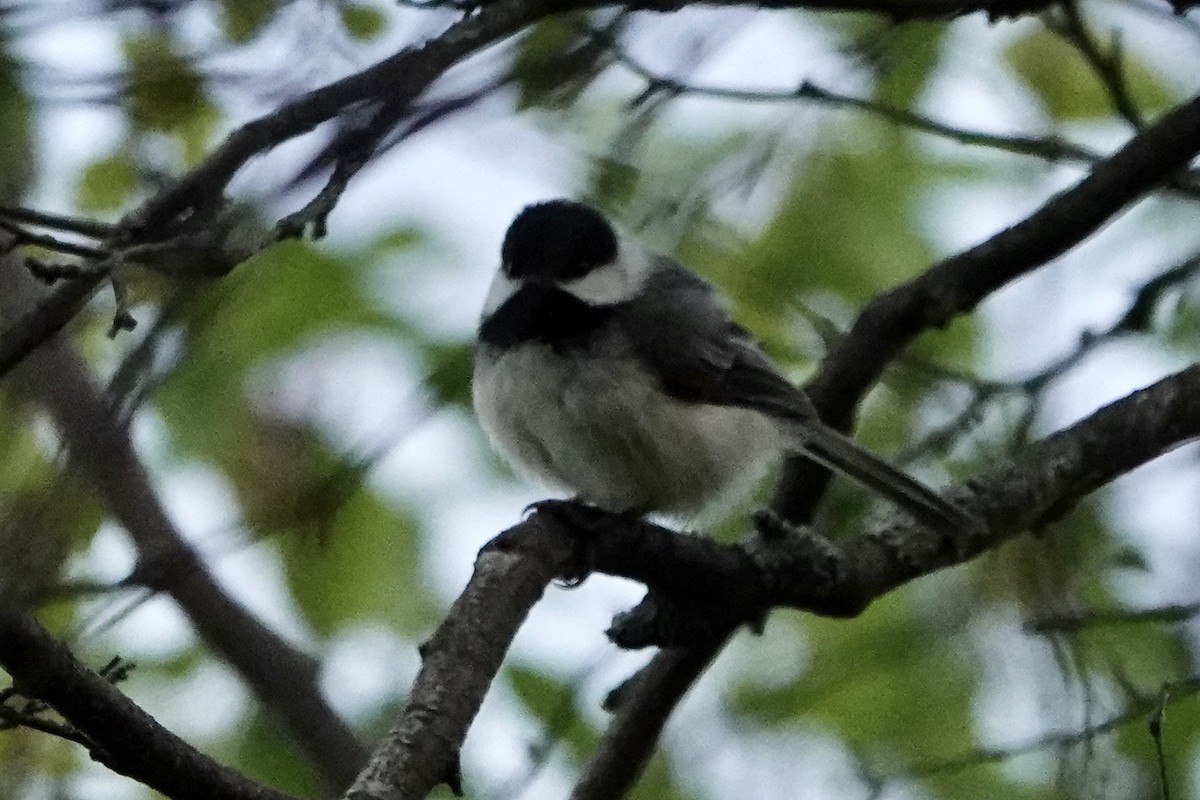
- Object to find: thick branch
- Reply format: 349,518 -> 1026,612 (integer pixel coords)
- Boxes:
552,365 -> 1200,625
808,91 -> 1200,430
342,363 -> 1200,800
341,517 -> 575,800
0,606 -> 301,800
569,364 -> 1200,798
782,364 -> 1200,611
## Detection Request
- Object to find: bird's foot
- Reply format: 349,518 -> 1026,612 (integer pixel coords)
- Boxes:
527,499 -> 641,587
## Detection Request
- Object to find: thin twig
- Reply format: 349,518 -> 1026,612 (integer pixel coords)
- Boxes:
277,140 -> 374,240
1053,2 -> 1145,129
596,26 -> 1097,162
0,702 -> 93,746
1026,603 -> 1200,633
908,677 -> 1198,779
596,25 -> 1200,196
0,205 -> 116,239
1150,686 -> 1171,800
0,606 -> 302,800
899,252 -> 1200,461
0,219 -> 108,260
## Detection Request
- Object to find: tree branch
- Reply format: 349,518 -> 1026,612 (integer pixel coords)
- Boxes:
571,363 -> 1200,796
777,90 -> 1200,523
340,516 -> 575,800
126,0 -> 580,237
1,257 -> 370,792
602,31 -> 1099,164
0,0 -> 567,379
1025,602 -> 1200,633
0,606 -> 302,800
570,639 -> 727,800
0,0 -> 1063,380
575,89 -> 1200,800
555,365 -> 1200,627
809,91 -> 1200,419
338,360 -> 1200,800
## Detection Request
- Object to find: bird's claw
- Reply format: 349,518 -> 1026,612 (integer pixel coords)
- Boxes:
527,499 -> 605,586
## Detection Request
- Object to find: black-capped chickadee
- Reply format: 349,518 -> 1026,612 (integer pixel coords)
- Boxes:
473,199 -> 969,530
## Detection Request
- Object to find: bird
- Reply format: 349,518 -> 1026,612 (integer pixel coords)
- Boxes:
472,199 -> 970,530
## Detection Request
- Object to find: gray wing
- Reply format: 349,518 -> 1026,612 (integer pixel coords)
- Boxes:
615,258 -> 818,422
617,259 -> 974,531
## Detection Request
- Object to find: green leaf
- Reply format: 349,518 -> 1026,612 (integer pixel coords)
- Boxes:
366,226 -> 423,259
221,0 -> 280,43
591,155 -> 641,211
731,585 -> 977,765
77,152 -> 139,211
511,17 -> 607,110
725,144 -> 935,314
226,708 -> 321,795
0,41 -> 33,201
507,664 -> 598,759
1075,610 -> 1190,689
178,96 -> 221,166
123,33 -> 209,134
278,489 -> 437,635
157,238 -> 409,465
424,340 -> 474,408
1,480 -> 101,606
629,750 -> 696,800
340,2 -> 387,40
699,134 -> 986,398
0,398 -> 51,496
873,22 -> 947,109
1165,287 -> 1200,351
1005,28 -> 1175,121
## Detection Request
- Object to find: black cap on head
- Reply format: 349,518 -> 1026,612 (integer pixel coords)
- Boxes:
501,200 -> 618,282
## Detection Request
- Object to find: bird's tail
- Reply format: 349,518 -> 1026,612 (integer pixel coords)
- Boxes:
794,424 -> 973,532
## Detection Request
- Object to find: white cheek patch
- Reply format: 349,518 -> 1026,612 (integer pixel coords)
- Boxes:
482,271 -> 519,316
560,243 -> 651,305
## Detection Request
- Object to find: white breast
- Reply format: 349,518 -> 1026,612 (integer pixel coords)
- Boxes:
472,335 -> 780,518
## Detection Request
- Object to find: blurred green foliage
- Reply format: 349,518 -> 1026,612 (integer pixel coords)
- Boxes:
1005,26 -> 1175,121
222,0 -> 282,43
1,2 -> 1198,800
77,151 -> 140,211
340,2 -> 389,40
508,663 -> 601,760
0,32 -> 33,203
227,708 -> 323,795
